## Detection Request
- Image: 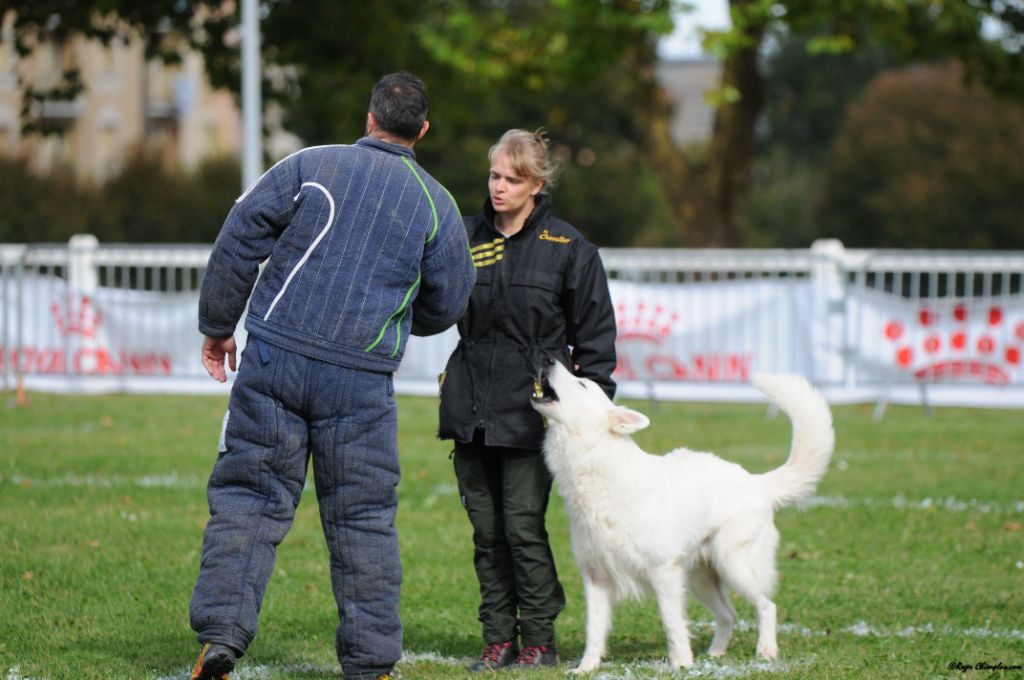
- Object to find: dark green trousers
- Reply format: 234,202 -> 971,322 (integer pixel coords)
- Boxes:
453,432 -> 565,646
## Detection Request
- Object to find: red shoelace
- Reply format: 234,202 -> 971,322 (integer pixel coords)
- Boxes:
481,641 -> 512,662
516,645 -> 549,664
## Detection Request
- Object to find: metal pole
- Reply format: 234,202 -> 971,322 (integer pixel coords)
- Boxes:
241,0 -> 262,190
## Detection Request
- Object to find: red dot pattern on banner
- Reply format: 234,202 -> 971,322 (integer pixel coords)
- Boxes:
884,305 -> 1021,383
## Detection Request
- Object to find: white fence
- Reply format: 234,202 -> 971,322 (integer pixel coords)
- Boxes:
3,235 -> 1023,412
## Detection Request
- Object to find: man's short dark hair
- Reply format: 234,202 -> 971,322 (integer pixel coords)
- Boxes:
370,72 -> 429,141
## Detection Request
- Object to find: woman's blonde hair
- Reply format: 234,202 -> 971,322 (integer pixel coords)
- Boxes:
489,129 -> 560,193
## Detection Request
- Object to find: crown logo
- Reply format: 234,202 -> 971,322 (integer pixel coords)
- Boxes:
883,303 -> 1022,385
51,293 -> 103,339
615,301 -> 680,344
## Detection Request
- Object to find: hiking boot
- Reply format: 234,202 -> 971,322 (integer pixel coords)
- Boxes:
468,640 -> 519,672
190,643 -> 236,680
514,644 -> 559,668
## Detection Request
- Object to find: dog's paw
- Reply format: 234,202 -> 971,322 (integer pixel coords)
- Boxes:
708,639 -> 731,657
756,643 -> 779,661
569,659 -> 601,674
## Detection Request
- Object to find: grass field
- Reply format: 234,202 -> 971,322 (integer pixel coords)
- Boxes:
1,389 -> 1022,680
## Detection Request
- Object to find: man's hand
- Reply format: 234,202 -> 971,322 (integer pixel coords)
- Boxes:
201,335 -> 237,383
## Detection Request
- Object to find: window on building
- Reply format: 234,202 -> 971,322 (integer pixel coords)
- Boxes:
204,121 -> 220,155
99,43 -> 116,75
0,18 -> 13,76
97,122 -> 121,180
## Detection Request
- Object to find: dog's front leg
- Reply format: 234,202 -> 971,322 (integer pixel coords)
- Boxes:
651,562 -> 694,669
571,573 -> 613,674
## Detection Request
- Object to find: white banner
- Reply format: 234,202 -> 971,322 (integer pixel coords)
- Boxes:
2,275 -> 245,390
4,273 -> 1022,404
847,291 -> 1024,386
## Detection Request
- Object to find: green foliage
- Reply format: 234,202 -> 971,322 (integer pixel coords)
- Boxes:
0,154 -> 239,243
747,31 -> 899,247
1,391 -> 1022,678
553,142 -> 674,248
0,158 -> 93,242
818,63 -> 1024,249
91,152 -> 238,243
692,0 -> 1024,247
6,0 -> 1024,248
759,31 -> 900,161
3,0 -> 681,246
254,0 -> 679,245
746,146 -> 821,248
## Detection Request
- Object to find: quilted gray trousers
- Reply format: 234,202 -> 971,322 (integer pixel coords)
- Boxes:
189,338 -> 401,678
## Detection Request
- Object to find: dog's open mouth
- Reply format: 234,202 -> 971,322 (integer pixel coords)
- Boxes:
531,371 -> 559,404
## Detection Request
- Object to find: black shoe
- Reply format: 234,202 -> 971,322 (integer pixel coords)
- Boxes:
468,640 -> 519,672
514,644 -> 559,668
190,643 -> 237,680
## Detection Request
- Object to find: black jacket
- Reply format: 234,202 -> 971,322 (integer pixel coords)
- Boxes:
438,194 -> 617,449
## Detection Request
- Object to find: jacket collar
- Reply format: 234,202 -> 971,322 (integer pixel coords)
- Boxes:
483,193 -> 552,236
356,136 -> 416,159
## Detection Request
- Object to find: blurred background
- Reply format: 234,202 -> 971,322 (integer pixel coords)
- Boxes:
2,0 -> 1021,251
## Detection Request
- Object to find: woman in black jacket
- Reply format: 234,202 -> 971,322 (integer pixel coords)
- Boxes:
438,129 -> 617,671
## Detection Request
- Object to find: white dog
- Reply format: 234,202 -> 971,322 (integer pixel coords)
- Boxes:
531,360 -> 834,672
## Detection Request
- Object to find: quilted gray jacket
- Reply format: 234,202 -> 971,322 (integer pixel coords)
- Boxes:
199,136 -> 476,372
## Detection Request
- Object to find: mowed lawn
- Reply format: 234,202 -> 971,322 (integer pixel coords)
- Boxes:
1,389 -> 1021,679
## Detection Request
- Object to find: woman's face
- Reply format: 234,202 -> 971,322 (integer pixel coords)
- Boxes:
488,151 -> 543,217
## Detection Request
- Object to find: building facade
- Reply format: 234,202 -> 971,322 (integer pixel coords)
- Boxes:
0,12 -> 239,183
655,57 -> 721,147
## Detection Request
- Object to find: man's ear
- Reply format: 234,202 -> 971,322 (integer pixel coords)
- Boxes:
366,111 -> 376,135
609,406 -> 650,435
415,119 -> 430,141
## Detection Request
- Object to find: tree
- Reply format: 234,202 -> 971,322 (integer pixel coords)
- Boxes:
1,0 -> 678,246
817,62 -> 1024,250
11,1 -> 1020,247
657,0 -> 1024,245
745,31 -> 899,247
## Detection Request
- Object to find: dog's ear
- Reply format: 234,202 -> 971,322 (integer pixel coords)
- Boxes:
609,406 -> 650,434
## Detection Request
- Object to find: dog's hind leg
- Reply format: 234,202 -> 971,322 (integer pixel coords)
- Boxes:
752,595 -> 778,660
651,561 -> 694,669
572,573 -> 613,674
717,523 -> 780,661
689,563 -> 737,657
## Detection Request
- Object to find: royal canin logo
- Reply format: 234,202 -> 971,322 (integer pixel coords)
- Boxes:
615,302 -> 679,343
51,294 -> 103,338
883,304 -> 1023,385
613,300 -> 751,381
0,292 -> 176,376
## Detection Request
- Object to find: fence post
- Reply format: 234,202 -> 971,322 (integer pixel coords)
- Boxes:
810,239 -> 848,386
68,234 -> 100,292
1,245 -> 28,396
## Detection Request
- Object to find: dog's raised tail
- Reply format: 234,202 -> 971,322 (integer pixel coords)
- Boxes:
753,374 -> 835,510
